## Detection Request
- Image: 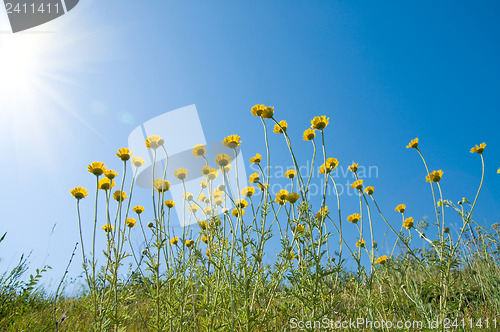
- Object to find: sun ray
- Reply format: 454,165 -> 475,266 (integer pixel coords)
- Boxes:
0,5 -> 115,177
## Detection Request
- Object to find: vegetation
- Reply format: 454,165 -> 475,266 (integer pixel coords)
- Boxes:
2,107 -> 499,331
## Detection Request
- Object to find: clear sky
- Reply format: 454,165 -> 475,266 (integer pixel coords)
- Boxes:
0,0 -> 499,292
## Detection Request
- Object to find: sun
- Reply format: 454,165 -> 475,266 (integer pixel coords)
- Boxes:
0,11 -> 113,170
0,30 -> 65,156
0,33 -> 41,96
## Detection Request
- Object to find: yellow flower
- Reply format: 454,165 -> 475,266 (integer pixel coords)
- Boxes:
249,173 -> 260,184
251,104 -> 265,116
285,169 -> 296,179
287,251 -> 296,261
273,120 -> 288,134
98,178 -> 115,191
71,187 -> 88,200
316,206 -> 329,219
201,165 -> 211,176
183,192 -> 194,201
88,162 -> 106,176
348,163 -> 358,173
170,237 -> 179,245
201,236 -> 209,243
198,193 -> 207,203
212,189 -> 224,198
395,204 -> 406,213
347,213 -> 361,223
406,138 -> 419,149
286,193 -> 300,204
153,179 -> 171,192
365,186 -> 374,195
261,106 -> 274,119
145,135 -> 164,149
126,218 -> 136,228
275,197 -> 286,205
497,167 -> 500,174
116,148 -> 132,161
102,224 -> 114,232
351,179 -> 363,190
185,239 -> 195,247
232,208 -> 245,217
319,158 -> 339,174
164,200 -> 175,208
203,206 -> 213,216
426,170 -> 443,183
113,191 -> 127,202
131,157 -> 145,167
403,217 -> 414,230
310,115 -> 329,130
133,206 -> 145,214
104,169 -> 118,179
200,181 -> 208,189
214,197 -> 223,206
356,239 -> 365,248
326,158 -> 339,170
174,168 -> 188,181
296,224 -> 305,233
222,134 -> 242,149
303,128 -> 316,141
192,144 -> 206,157
319,164 -> 328,174
250,153 -> 262,164
235,199 -> 248,209
241,187 -> 255,197
470,142 -> 486,154
207,168 -> 219,181
222,164 -> 231,173
215,154 -> 231,167
188,205 -> 199,213
375,255 -> 388,264
199,220 -> 207,230
276,189 -> 289,201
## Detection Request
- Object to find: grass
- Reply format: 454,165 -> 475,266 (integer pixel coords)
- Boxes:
2,245 -> 500,331
1,109 -> 499,331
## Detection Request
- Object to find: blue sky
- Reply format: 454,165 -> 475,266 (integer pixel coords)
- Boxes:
0,0 -> 499,292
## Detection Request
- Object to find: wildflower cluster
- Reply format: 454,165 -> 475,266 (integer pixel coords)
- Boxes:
69,105 -> 490,330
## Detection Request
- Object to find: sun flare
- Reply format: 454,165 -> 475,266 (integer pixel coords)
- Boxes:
0,12 -> 112,171
0,34 -> 40,94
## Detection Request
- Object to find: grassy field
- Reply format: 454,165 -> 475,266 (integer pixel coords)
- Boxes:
2,242 -> 500,331
2,107 -> 499,331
